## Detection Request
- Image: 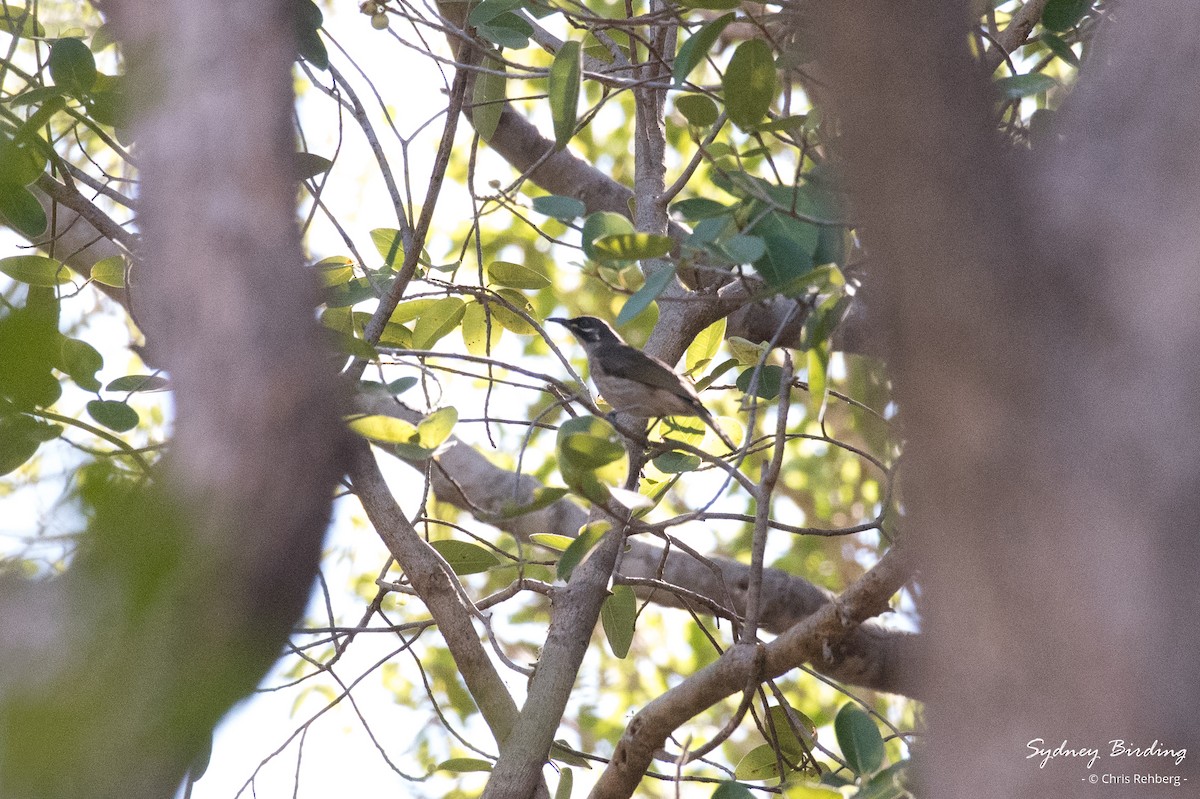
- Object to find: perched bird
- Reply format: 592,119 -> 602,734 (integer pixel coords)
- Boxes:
548,316 -> 735,449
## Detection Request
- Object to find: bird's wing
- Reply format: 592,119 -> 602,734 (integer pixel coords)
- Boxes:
595,344 -> 703,401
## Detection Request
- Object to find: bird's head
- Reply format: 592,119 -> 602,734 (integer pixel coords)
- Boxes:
547,316 -> 624,346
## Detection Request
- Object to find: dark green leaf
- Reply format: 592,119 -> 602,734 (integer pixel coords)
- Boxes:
1040,32 -> 1080,67
48,37 -> 97,96
467,0 -> 525,26
498,486 -> 570,519
549,40 -> 582,149
720,234 -> 766,264
676,94 -> 718,127
293,152 -> 333,180
736,364 -> 783,400
0,413 -> 60,476
87,399 -> 139,432
1042,0 -> 1092,31
556,521 -> 609,581
600,585 -> 636,657
994,73 -> 1058,99
475,12 -> 532,49
670,198 -> 729,221
651,450 -> 701,473
834,703 -> 885,777
532,194 -> 586,221
0,132 -> 48,186
0,183 -> 48,237
0,256 -> 71,286
473,53 -> 507,141
757,231 -> 815,291
673,13 -> 735,85
387,376 -> 418,395
293,0 -> 328,69
856,761 -> 910,799
61,337 -> 103,392
430,540 -> 501,575
723,39 -> 777,129
711,781 -> 755,799
616,264 -> 675,326
106,374 -> 170,393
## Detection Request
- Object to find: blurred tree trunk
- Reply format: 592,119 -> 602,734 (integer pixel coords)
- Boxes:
812,2 -> 1200,796
0,1 -> 345,797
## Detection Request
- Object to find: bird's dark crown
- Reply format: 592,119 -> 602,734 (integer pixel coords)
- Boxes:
548,315 -> 623,345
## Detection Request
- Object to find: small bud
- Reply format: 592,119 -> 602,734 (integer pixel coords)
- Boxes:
371,11 -> 389,29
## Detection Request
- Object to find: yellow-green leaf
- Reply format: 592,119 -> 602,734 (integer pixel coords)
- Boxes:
411,297 -> 466,349
430,540 -> 500,575
491,289 -> 536,334
416,406 -> 457,449
370,227 -> 405,268
0,255 -> 71,286
530,532 -> 575,551
557,521 -> 609,581
686,316 -> 726,374
723,39 -> 777,129
347,414 -> 420,444
549,40 -> 582,149
461,301 -> 503,355
673,13 -> 734,86
90,255 -> 125,287
591,233 -> 673,262
487,260 -> 550,289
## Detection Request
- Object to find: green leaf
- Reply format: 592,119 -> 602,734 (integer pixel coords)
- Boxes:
834,703 -> 885,777
615,264 -> 675,326
430,540 -> 501,575
686,317 -> 726,374
673,13 -> 735,86
0,256 -> 71,286
488,260 -> 550,289
723,39 -> 777,129
293,152 -> 333,181
670,198 -> 729,221
106,374 -> 169,393
736,364 -> 783,400
370,227 -> 405,268
90,255 -> 126,287
1042,0 -> 1092,32
581,211 -> 634,260
0,4 -> 44,37
767,704 -> 816,758
720,234 -> 766,265
473,53 -> 507,141
994,73 -> 1058,99
0,413 -> 60,476
676,94 -> 718,127
757,230 -> 815,291
529,531 -> 575,551
677,0 -> 740,10
591,233 -> 673,262
0,132 -> 49,186
491,288 -> 537,334
0,184 -> 48,237
389,298 -> 438,324
467,0 -> 525,27
436,757 -> 494,773
651,450 -> 701,474
476,12 -> 532,49
556,521 -> 609,581
855,762 -> 910,799
556,416 -> 626,503
748,114 -> 809,134
61,337 -> 103,392
711,781 -> 755,799
387,376 -> 418,395
1040,32 -> 1080,67
48,37 -> 97,96
86,399 -> 139,432
600,585 -> 636,657
549,40 -> 582,149
532,194 -> 586,221
733,744 -> 790,781
293,0 -> 328,69
411,297 -> 466,349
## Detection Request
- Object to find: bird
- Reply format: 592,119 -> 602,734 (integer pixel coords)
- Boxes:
548,316 -> 736,450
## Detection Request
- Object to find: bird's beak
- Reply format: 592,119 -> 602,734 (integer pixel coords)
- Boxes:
547,317 -> 568,327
